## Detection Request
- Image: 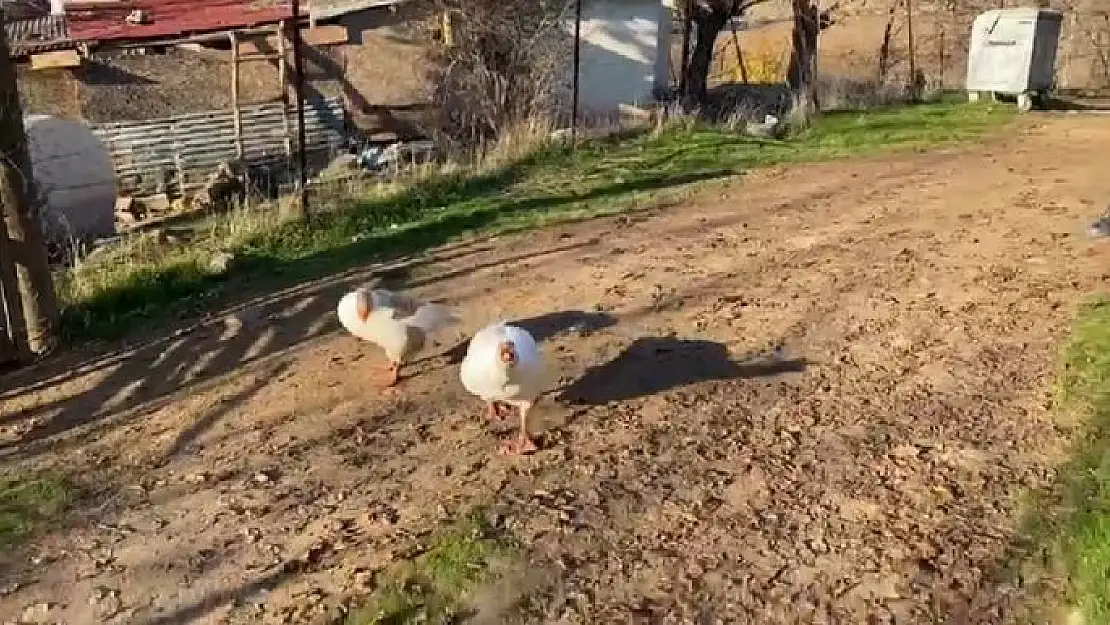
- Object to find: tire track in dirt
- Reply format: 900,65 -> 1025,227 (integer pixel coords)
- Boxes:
2,116 -> 1110,623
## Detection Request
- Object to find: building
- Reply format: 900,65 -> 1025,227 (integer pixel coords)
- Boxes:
4,0 -> 436,205
573,0 -> 674,120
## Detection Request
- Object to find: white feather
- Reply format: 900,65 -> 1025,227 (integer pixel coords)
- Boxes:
459,321 -> 547,409
336,287 -> 457,363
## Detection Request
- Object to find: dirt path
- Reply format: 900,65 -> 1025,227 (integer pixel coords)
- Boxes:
3,115 -> 1110,624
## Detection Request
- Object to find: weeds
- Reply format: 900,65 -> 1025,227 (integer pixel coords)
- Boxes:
1015,298 -> 1110,622
0,473 -> 71,549
345,511 -> 517,624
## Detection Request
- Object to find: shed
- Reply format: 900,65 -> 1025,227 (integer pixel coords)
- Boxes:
573,0 -> 674,119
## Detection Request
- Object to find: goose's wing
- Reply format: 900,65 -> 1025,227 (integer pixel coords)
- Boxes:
371,289 -> 422,319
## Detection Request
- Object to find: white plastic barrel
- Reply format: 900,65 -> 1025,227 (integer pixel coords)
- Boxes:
23,115 -> 117,240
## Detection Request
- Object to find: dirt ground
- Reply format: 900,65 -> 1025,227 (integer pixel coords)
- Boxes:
2,113 -> 1110,624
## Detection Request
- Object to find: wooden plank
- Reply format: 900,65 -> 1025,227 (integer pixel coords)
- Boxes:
67,0 -> 130,6
236,25 -> 347,55
239,53 -> 283,62
277,21 -> 292,157
229,31 -> 243,159
29,50 -> 81,70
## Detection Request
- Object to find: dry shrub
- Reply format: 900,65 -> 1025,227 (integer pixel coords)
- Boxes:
425,0 -> 574,151
743,52 -> 789,84
475,115 -> 560,170
815,74 -> 918,111
712,48 -> 789,85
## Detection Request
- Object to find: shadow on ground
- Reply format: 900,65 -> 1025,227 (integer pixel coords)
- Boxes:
0,237 -> 604,463
560,337 -> 808,405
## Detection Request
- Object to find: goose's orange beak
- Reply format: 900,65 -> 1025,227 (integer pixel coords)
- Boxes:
355,291 -> 372,322
498,341 -> 517,365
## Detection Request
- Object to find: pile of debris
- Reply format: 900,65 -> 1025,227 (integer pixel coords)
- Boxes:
115,160 -> 248,231
191,161 -> 247,212
314,139 -> 438,184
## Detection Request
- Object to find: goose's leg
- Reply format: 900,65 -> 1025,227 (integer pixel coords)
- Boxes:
499,401 -> 538,455
485,401 -> 513,420
485,401 -> 500,420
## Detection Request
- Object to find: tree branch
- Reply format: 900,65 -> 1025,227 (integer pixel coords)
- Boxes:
736,0 -> 772,14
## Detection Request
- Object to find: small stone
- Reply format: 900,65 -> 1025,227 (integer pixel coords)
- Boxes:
21,602 -> 54,622
208,251 -> 236,276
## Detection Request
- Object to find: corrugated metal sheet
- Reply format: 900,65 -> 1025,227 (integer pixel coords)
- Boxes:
4,14 -> 73,56
67,0 -> 303,44
91,96 -> 346,196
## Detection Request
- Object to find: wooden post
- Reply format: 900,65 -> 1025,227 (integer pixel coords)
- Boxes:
441,11 -> 454,47
730,20 -> 748,83
277,20 -> 292,158
291,0 -> 309,213
0,14 -> 59,358
571,0 -> 582,143
229,31 -> 244,159
905,0 -> 918,99
937,9 -> 945,90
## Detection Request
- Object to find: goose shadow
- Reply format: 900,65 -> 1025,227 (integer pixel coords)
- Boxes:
429,310 -> 619,366
558,337 -> 808,405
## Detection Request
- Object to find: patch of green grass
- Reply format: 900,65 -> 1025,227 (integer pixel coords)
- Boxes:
1019,298 -> 1110,622
60,101 -> 1013,342
345,511 -> 517,624
0,473 -> 71,548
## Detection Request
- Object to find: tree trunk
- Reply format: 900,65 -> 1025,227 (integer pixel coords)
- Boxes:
0,14 -> 59,358
787,0 -> 820,128
682,9 -> 729,107
877,0 -> 902,84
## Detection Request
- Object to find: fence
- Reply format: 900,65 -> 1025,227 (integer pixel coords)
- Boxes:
90,96 -> 347,198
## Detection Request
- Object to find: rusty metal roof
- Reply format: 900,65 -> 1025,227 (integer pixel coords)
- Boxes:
66,0 -> 304,45
4,14 -> 73,56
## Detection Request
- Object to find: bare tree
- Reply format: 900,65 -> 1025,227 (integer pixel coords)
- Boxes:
0,12 -> 59,357
786,0 -> 830,127
426,0 -> 573,146
679,0 -> 769,106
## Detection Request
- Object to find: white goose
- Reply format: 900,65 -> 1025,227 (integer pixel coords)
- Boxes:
337,287 -> 458,387
460,321 -> 548,455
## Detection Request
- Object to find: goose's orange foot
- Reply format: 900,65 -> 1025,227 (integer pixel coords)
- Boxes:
499,433 -> 538,456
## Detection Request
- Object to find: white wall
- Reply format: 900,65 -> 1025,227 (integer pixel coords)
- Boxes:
574,0 -> 672,118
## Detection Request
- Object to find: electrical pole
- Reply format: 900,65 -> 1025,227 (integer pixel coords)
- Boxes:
0,9 -> 58,358
290,0 -> 309,213
571,0 -> 582,144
